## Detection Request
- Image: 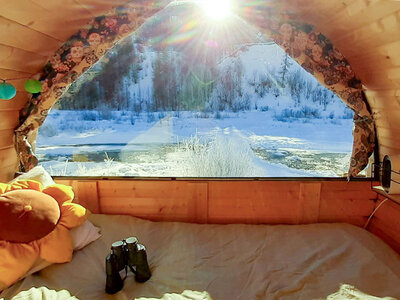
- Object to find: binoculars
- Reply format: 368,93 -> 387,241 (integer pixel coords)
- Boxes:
105,237 -> 151,294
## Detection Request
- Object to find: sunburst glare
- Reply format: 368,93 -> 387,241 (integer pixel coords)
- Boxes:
201,0 -> 231,21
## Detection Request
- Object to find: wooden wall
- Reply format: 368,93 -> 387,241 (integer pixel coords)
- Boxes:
54,178 -> 400,253
54,179 -> 375,226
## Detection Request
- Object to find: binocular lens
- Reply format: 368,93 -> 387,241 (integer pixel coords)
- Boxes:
112,241 -> 124,248
125,237 -> 138,245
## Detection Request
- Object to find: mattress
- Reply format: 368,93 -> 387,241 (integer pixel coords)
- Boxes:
2,214 -> 400,300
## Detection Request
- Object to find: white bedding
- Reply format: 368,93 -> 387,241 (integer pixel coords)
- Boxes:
2,214 -> 400,300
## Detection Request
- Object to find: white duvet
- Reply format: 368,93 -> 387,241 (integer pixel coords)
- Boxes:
2,214 -> 400,300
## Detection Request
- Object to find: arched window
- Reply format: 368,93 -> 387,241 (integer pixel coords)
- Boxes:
17,1 -> 374,178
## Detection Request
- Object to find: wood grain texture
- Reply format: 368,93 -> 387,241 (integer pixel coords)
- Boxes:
207,181 -> 301,224
0,44 -> 47,73
318,181 -> 377,226
0,162 -> 19,182
368,198 -> 400,253
0,92 -> 30,111
296,182 -> 321,224
0,129 -> 14,149
0,147 -> 18,174
53,178 -> 400,252
53,179 -> 376,227
98,180 -> 209,222
0,110 -> 19,130
0,16 -> 61,56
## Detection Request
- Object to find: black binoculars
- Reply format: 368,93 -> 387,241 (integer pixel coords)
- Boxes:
105,237 -> 151,294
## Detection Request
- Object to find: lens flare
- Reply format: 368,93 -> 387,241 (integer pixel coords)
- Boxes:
201,0 -> 231,21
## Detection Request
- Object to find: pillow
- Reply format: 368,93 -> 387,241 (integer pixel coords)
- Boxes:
4,167 -> 102,284
27,220 -> 102,276
70,219 -> 102,250
10,166 -> 55,188
0,180 -> 87,291
10,166 -> 101,247
0,189 -> 61,243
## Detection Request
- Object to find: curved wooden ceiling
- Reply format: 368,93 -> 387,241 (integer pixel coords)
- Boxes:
0,0 -> 399,181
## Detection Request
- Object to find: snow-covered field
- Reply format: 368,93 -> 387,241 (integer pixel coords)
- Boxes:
37,109 -> 353,177
37,40 -> 357,178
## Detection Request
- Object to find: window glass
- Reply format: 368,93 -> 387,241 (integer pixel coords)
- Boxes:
37,2 -> 354,177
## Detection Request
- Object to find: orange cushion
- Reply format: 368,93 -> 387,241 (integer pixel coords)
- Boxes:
0,189 -> 60,243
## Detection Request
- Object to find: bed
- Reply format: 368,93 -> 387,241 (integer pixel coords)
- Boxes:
2,214 -> 400,300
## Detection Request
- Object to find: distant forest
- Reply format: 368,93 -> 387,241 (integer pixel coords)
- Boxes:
58,40 -> 343,116
57,5 -> 350,119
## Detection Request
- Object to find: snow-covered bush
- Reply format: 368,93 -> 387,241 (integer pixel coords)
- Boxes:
80,111 -> 99,121
277,105 -> 321,120
178,134 -> 265,177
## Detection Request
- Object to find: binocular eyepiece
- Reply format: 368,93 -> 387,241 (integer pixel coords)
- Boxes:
105,237 -> 151,294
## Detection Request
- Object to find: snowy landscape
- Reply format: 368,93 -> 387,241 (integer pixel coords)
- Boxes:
37,4 -> 355,177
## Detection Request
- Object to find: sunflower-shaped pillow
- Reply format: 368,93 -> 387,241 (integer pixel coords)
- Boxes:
0,180 -> 87,290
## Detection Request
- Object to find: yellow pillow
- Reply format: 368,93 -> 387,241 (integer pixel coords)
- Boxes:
0,180 -> 87,291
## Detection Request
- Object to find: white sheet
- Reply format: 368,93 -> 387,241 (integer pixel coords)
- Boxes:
2,214 -> 400,300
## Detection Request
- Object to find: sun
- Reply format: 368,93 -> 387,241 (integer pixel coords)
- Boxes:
201,0 -> 231,21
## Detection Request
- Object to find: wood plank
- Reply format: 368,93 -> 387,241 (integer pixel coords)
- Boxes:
75,181 -> 100,213
99,180 -> 208,222
368,198 -> 400,253
358,69 -> 400,90
187,182 -> 208,223
0,110 -> 19,130
0,44 -> 47,73
333,13 -> 400,52
0,16 -> 61,56
0,162 -> 19,183
379,145 -> 400,155
49,179 -> 377,229
0,129 -> 14,149
0,147 -> 18,170
208,181 -> 301,224
0,68 -> 34,83
347,40 -> 400,65
0,0 -> 86,41
378,138 -> 400,151
318,181 -> 376,227
296,182 -> 321,224
0,92 -> 30,111
318,1 -> 400,41
376,127 -> 400,144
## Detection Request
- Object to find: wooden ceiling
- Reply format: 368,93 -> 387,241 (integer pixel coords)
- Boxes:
0,0 -> 399,181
